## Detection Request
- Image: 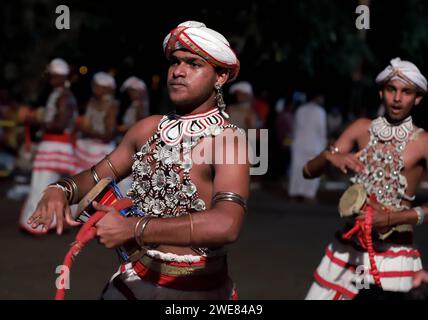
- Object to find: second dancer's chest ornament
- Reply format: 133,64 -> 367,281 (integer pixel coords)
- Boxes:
351,116 -> 417,209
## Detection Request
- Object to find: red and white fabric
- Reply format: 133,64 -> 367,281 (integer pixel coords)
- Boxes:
101,252 -> 237,300
74,138 -> 115,174
305,239 -> 422,300
19,134 -> 75,234
32,134 -> 76,174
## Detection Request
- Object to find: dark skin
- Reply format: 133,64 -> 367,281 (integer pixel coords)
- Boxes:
413,270 -> 428,288
22,74 -> 75,134
29,50 -> 249,257
117,88 -> 148,134
304,79 -> 427,231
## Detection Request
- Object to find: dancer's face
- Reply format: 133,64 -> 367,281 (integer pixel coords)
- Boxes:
92,83 -> 113,98
49,74 -> 66,88
167,50 -> 227,111
128,88 -> 143,101
380,79 -> 423,123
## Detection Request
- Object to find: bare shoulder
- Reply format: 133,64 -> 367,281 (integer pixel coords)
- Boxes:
343,118 -> 372,136
349,117 -> 372,130
416,129 -> 428,142
212,120 -> 249,164
128,115 -> 163,143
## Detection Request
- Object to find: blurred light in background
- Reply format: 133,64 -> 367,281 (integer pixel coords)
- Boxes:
79,66 -> 88,75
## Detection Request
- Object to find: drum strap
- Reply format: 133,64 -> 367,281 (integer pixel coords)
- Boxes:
55,198 -> 133,300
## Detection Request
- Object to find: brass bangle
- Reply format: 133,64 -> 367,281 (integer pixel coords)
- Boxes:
212,192 -> 247,213
138,217 -> 152,248
414,206 -> 425,225
54,177 -> 78,204
104,155 -> 120,180
303,163 -> 313,178
90,166 -> 100,183
134,217 -> 146,247
63,177 -> 79,204
188,213 -> 194,245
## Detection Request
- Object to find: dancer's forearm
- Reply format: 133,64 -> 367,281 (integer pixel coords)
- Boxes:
303,150 -> 330,179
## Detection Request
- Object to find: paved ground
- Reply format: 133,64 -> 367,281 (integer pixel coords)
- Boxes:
1,178 -> 428,300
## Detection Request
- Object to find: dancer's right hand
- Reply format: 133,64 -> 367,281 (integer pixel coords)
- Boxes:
326,152 -> 365,174
27,187 -> 81,235
413,270 -> 428,288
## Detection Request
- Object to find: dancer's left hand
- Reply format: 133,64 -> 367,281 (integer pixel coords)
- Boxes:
413,270 -> 428,288
356,199 -> 390,232
93,201 -> 138,248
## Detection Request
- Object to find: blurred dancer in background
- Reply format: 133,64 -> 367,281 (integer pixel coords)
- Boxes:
19,58 -> 78,234
74,72 -> 119,173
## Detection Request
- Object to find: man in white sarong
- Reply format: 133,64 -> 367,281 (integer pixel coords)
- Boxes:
288,91 -> 327,201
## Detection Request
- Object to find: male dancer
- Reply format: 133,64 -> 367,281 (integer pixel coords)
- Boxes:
305,58 -> 427,299
74,72 -> 119,173
29,21 -> 249,300
119,76 -> 150,134
19,58 -> 77,234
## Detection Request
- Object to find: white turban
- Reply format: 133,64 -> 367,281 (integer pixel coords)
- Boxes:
376,57 -> 427,93
120,76 -> 147,92
229,81 -> 253,96
47,58 -> 69,76
163,21 -> 240,81
93,72 -> 116,89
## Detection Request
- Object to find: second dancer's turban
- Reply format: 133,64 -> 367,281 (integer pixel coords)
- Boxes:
163,21 -> 240,82
47,58 -> 70,76
376,57 -> 427,94
93,72 -> 116,89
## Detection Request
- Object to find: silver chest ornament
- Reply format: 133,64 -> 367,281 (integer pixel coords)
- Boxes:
350,116 -> 415,209
127,108 -> 238,218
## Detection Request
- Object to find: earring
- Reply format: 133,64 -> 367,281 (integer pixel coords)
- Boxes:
214,83 -> 229,119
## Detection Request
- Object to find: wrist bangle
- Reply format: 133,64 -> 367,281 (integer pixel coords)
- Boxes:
329,145 -> 339,155
188,213 -> 194,245
90,166 -> 100,183
303,163 -> 313,178
137,217 -> 152,248
104,155 -> 120,181
46,184 -> 67,194
414,206 -> 425,225
134,217 -> 145,247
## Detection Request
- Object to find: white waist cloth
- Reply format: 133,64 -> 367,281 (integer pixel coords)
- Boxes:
74,138 -> 115,173
33,140 -> 76,174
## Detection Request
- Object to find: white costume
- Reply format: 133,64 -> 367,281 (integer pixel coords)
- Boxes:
120,76 -> 150,126
227,81 -> 256,131
19,58 -> 77,234
306,58 -> 427,300
118,76 -> 151,195
288,101 -> 327,199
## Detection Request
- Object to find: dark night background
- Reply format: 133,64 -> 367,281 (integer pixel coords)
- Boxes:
2,0 -> 428,120
1,0 -> 428,302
